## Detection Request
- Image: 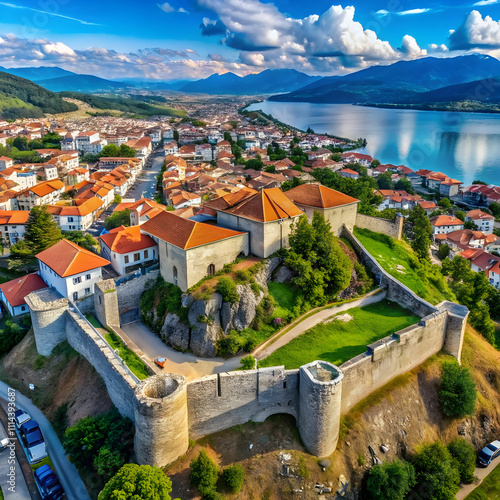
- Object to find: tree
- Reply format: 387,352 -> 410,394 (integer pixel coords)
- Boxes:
98,464 -> 173,500
411,441 -> 460,500
100,144 -> 120,157
371,159 -> 381,167
489,202 -> 500,218
331,152 -> 342,162
190,450 -> 219,498
447,438 -> 476,484
438,197 -> 452,209
240,355 -> 255,370
395,178 -> 415,195
439,360 -> 477,418
114,193 -> 122,204
455,210 -> 466,222
222,464 -> 245,494
438,244 -> 450,260
407,205 -> 433,261
62,231 -> 97,252
366,460 -> 416,500
10,206 -> 62,266
104,209 -> 131,230
118,144 -> 136,157
245,158 -> 263,170
377,171 -> 395,190
12,136 -> 28,151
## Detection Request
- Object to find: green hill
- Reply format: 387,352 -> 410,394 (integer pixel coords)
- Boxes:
58,91 -> 186,118
0,71 -> 77,119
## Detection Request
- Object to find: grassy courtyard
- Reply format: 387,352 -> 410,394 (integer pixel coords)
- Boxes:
465,462 -> 500,499
353,227 -> 455,306
258,300 -> 420,370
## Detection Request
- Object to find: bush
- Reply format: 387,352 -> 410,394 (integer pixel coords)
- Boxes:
216,331 -> 243,358
366,460 -> 416,500
190,450 -> 219,498
51,403 -> 69,439
439,360 -> 477,418
235,269 -> 252,283
240,355 -> 256,370
0,319 -> 30,355
447,438 -> 476,484
216,277 -> 239,303
222,464 -> 245,494
438,244 -> 450,260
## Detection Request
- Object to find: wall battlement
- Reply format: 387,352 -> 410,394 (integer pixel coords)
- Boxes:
27,238 -> 469,467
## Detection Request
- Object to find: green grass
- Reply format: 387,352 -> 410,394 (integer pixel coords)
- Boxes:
268,281 -> 298,319
353,227 -> 455,305
104,331 -> 149,380
85,313 -> 103,329
31,455 -> 53,472
258,300 -> 420,370
465,461 -> 500,499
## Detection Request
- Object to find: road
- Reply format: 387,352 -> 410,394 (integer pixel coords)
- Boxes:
124,152 -> 164,201
0,382 -> 90,500
121,321 -> 242,381
456,454 -> 500,499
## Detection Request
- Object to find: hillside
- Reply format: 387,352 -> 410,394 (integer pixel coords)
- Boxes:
0,65 -> 76,81
58,91 -> 186,118
269,54 -> 500,104
0,71 -> 77,118
38,74 -> 133,93
180,69 -> 321,94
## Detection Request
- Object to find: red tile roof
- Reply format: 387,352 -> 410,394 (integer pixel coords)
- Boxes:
430,215 -> 464,227
0,273 -> 47,307
36,239 -> 110,277
99,225 -> 157,254
285,183 -> 359,208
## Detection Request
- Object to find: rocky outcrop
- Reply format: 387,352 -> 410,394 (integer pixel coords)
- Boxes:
161,313 -> 190,351
188,293 -> 223,357
274,264 -> 296,283
220,284 -> 265,334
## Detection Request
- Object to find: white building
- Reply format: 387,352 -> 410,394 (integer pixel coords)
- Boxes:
76,132 -> 107,155
489,261 -> 500,289
430,215 -> 465,235
0,156 -> 13,170
466,209 -> 495,234
36,239 -> 110,301
16,180 -> 65,211
0,273 -> 47,316
0,211 -> 29,245
47,197 -> 103,231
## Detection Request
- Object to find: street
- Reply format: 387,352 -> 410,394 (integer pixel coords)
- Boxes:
456,454 -> 500,499
0,382 -> 90,500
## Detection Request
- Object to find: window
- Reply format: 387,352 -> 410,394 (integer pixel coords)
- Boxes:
73,292 -> 78,301
124,255 -> 129,264
68,217 -> 74,222
86,274 -> 91,280
134,253 -> 140,262
73,276 -> 82,284
173,266 -> 178,286
144,249 -> 148,259
21,306 -> 26,311
85,288 -> 90,295
208,264 -> 215,276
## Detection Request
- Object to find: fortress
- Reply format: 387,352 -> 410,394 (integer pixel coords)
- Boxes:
25,226 -> 469,467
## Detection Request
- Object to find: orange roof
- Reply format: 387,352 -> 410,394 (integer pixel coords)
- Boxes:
36,239 -> 110,277
285,184 -> 359,209
222,187 -> 303,222
0,210 -> 29,225
341,168 -> 359,176
490,261 -> 500,276
99,225 -> 157,254
0,273 -> 47,307
28,180 -> 64,198
430,215 -> 464,227
467,209 -> 494,220
141,211 -> 245,250
47,197 -> 103,217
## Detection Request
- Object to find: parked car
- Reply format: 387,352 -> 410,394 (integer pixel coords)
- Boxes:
478,440 -> 500,467
154,357 -> 166,369
0,437 -> 10,450
35,464 -> 66,499
19,420 -> 48,464
14,409 -> 30,429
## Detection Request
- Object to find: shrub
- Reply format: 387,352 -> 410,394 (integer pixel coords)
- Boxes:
411,441 -> 460,500
447,438 -> 476,484
190,450 -> 219,498
51,403 -> 69,439
216,277 -> 239,303
216,332 -> 243,357
240,355 -> 256,370
235,269 -> 252,283
0,319 -> 29,355
250,282 -> 262,295
439,360 -> 477,418
438,244 -> 451,260
222,464 -> 245,494
366,460 -> 415,500
243,336 -> 260,352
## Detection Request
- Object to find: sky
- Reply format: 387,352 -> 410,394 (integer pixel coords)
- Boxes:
2,0 -> 500,80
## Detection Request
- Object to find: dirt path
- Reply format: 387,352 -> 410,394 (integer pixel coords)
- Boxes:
456,455 -> 500,499
253,288 -> 387,361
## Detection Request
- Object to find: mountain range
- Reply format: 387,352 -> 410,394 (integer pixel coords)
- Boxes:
268,54 -> 500,106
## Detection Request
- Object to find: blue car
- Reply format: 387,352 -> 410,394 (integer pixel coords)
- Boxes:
35,465 -> 66,499
478,440 -> 500,467
20,420 -> 48,463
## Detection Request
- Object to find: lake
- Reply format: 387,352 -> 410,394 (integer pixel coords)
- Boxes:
247,101 -> 500,186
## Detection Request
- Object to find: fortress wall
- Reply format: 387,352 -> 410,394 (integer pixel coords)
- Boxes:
340,309 -> 448,413
65,310 -> 137,420
341,226 -> 437,318
355,213 -> 404,240
115,270 -> 160,313
186,367 -> 300,439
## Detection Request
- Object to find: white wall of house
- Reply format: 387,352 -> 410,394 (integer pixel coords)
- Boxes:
489,270 -> 500,289
0,290 -> 28,316
2,224 -> 26,244
432,224 -> 464,235
101,243 -> 158,275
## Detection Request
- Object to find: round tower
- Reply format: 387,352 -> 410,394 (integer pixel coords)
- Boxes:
133,373 -> 189,467
298,360 -> 344,457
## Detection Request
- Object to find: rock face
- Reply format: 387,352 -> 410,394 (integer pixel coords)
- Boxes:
274,264 -> 296,283
161,313 -> 190,351
220,285 -> 265,334
188,293 -> 223,357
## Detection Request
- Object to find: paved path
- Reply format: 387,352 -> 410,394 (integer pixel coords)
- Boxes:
253,288 -> 386,361
0,382 -> 90,500
125,152 -> 163,200
456,455 -> 500,499
0,418 -> 30,499
121,321 -> 242,381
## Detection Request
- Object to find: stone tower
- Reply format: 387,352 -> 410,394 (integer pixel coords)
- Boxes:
133,374 -> 189,467
298,361 -> 343,457
94,279 -> 120,328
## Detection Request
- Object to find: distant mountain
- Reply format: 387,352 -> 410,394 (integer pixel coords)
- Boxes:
180,69 -> 321,94
0,65 -> 76,81
37,74 -> 133,93
121,78 -> 193,91
269,54 -> 500,104
0,71 -> 77,119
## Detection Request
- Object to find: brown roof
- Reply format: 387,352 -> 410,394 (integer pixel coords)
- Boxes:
141,211 -> 245,250
285,184 -> 359,209
0,273 -> 47,307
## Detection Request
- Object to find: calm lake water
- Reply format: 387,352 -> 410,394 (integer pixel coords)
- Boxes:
247,101 -> 500,186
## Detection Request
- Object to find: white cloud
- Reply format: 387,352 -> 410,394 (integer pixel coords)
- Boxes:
400,35 -> 428,58
429,43 -> 449,53
473,0 -> 499,6
157,2 -> 188,14
376,8 -> 433,17
449,10 -> 500,50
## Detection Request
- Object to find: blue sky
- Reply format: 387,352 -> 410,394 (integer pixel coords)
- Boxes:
1,0 -> 500,80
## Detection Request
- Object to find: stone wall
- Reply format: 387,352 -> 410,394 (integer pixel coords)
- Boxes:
296,203 -> 358,236
115,270 -> 160,313
355,213 -> 404,240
